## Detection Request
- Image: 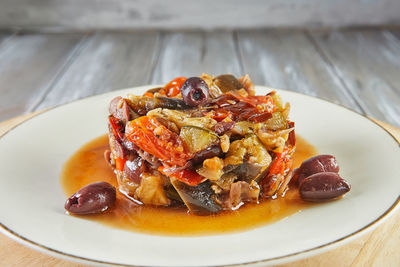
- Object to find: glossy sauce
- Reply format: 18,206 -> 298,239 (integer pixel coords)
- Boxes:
61,135 -> 317,236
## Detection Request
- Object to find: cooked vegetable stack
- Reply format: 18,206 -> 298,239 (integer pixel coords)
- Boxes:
106,74 -> 296,214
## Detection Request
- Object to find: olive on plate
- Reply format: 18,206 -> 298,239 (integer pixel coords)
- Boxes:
65,182 -> 116,215
299,172 -> 351,202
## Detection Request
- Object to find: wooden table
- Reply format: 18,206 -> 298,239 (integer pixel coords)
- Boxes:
0,29 -> 399,266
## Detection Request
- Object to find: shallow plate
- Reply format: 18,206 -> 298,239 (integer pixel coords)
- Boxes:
0,86 -> 399,267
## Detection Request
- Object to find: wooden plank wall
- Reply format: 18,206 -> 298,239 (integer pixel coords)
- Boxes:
0,30 -> 399,127
0,0 -> 399,31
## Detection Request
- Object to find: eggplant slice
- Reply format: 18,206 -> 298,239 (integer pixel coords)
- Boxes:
170,179 -> 221,215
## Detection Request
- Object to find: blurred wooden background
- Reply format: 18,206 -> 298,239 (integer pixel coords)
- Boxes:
1,30 -> 399,127
1,0 -> 400,31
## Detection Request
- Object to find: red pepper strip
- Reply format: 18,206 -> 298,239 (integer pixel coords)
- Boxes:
203,109 -> 232,122
208,93 -> 274,123
221,101 -> 272,123
228,91 -> 275,113
108,115 -> 124,140
267,148 -> 291,176
115,157 -> 126,171
125,116 -> 191,167
260,147 -> 294,195
159,166 -> 206,186
287,121 -> 296,147
164,76 -> 187,97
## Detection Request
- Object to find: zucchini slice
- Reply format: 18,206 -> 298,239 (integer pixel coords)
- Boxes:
180,126 -> 219,154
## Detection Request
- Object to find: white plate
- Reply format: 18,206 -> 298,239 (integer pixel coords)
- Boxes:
0,86 -> 399,267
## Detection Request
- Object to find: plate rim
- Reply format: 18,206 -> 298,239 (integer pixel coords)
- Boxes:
0,86 -> 399,267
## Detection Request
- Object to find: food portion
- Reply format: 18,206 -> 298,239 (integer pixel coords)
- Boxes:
100,73 -> 350,215
64,73 -> 351,217
102,74 -> 294,214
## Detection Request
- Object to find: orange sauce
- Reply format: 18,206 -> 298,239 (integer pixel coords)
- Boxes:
61,135 -> 317,236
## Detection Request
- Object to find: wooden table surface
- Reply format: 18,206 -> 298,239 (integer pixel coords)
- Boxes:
0,29 -> 399,266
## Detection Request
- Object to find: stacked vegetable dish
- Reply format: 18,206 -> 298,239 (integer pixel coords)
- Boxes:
65,73 -> 351,216
105,74 -> 297,215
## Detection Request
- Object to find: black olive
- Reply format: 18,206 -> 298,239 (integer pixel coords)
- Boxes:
299,172 -> 351,202
65,182 -> 116,215
181,77 -> 209,106
295,154 -> 340,185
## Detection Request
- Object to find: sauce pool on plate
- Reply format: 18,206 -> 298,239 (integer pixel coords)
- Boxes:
61,135 -> 317,236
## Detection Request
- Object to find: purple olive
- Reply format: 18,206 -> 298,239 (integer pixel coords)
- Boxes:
296,154 -> 339,185
181,77 -> 209,106
299,172 -> 350,202
65,182 -> 116,215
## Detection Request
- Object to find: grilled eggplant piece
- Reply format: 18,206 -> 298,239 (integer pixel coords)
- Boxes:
232,162 -> 268,184
190,144 -> 223,166
224,134 -> 271,183
164,185 -> 183,202
127,95 -> 191,115
170,179 -> 221,215
147,108 -> 217,130
180,126 -> 219,154
213,74 -> 243,94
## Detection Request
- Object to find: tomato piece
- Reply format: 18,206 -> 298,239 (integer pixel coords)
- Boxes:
115,157 -> 126,171
144,92 -> 154,97
125,116 -> 191,166
159,166 -> 206,186
164,77 -> 187,97
108,115 -> 124,140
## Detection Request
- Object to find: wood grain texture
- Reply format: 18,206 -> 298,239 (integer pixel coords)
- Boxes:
236,30 -> 363,112
0,34 -> 13,45
350,207 -> 400,267
391,30 -> 400,42
0,114 -> 399,267
0,233 -> 87,267
0,0 -> 400,31
310,30 -> 400,127
35,32 -> 160,110
151,31 -> 242,84
0,33 -> 85,121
